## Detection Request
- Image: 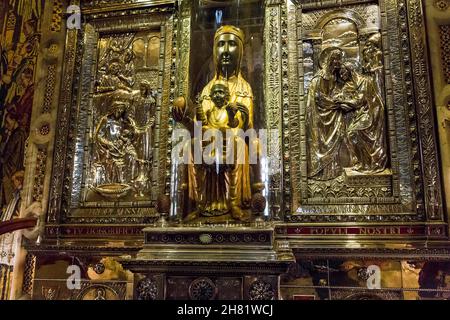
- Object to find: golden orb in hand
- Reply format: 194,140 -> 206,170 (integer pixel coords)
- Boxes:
172,96 -> 187,122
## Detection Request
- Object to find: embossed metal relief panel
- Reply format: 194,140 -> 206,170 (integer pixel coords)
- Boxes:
288,0 -> 426,223
79,30 -> 161,205
50,4 -> 176,223
170,0 -> 273,223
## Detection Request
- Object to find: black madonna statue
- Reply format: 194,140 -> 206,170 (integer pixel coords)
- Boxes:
173,25 -> 263,223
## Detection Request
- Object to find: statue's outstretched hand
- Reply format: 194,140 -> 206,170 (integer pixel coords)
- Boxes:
226,103 -> 240,128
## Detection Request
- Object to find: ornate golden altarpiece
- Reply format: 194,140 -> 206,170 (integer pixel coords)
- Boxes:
19,0 -> 450,300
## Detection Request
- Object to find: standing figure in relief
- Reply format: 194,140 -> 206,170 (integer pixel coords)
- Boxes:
338,63 -> 388,173
362,33 -> 384,99
307,47 -> 350,180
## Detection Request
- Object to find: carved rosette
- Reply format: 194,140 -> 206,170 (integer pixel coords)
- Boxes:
189,278 -> 218,301
136,277 -> 158,301
93,262 -> 105,275
249,280 -> 275,301
434,0 -> 449,11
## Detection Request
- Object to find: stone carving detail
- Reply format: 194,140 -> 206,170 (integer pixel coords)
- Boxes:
136,277 -> 158,301
249,280 -> 275,301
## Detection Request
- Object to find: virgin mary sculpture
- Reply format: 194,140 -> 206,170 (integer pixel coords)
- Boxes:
173,25 -> 254,222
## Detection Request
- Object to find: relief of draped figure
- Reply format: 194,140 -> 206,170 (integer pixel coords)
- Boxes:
307,45 -> 388,181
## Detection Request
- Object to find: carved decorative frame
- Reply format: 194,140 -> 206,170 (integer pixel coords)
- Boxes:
285,0 -> 445,226
265,0 -> 290,219
48,1 -> 177,225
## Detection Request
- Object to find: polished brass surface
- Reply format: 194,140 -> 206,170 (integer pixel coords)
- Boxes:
286,0 -> 444,226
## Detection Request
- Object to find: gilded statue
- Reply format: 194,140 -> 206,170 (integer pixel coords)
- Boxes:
307,46 -> 387,180
173,25 -> 255,222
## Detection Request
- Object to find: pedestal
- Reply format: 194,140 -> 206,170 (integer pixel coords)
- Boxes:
121,224 -> 294,300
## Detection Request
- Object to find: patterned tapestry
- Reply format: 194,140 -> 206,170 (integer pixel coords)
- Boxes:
0,0 -> 44,300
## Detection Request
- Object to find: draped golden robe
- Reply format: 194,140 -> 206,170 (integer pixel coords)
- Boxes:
187,73 -> 253,216
346,73 -> 387,173
307,71 -> 347,180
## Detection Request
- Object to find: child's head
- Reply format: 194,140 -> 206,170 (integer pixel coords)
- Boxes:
339,63 -> 354,82
210,80 -> 230,108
